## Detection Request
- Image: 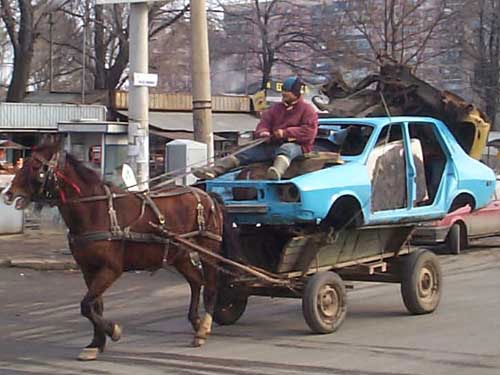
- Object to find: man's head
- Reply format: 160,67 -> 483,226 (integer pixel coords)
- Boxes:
282,76 -> 303,104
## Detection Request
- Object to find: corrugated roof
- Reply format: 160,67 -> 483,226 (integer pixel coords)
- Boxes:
0,102 -> 107,130
118,110 -> 259,132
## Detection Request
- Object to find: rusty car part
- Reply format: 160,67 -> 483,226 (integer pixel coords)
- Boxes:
313,62 -> 490,159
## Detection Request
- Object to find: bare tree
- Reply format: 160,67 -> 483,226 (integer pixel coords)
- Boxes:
340,0 -> 454,69
0,0 -> 190,101
57,1 -> 189,91
0,23 -> 12,97
150,18 -> 193,93
463,0 -> 500,127
0,0 -> 68,101
216,0 -> 330,89
31,7 -> 83,92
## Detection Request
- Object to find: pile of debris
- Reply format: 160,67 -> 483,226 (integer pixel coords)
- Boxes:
312,63 -> 490,159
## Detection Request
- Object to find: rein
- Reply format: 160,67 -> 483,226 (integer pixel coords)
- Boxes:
26,139 -> 269,246
29,151 -> 223,252
67,185 -> 223,256
141,137 -> 269,191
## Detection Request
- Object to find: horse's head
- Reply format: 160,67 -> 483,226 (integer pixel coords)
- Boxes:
2,142 -> 62,209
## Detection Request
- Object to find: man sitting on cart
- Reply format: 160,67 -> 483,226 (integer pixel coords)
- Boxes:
193,76 -> 319,181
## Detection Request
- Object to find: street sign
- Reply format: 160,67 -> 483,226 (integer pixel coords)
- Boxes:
96,0 -> 164,4
133,73 -> 158,87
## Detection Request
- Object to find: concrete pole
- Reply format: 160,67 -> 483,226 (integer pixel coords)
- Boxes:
81,0 -> 89,104
49,13 -> 54,92
190,0 -> 214,161
128,2 -> 149,190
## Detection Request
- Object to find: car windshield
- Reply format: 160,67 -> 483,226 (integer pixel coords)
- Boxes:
315,124 -> 374,156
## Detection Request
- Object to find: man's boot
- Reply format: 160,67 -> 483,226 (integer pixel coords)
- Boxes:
192,155 -> 240,180
266,155 -> 290,180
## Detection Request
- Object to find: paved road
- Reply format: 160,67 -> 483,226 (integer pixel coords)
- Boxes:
1,246 -> 499,375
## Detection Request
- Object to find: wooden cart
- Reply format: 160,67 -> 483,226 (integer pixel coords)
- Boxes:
212,223 -> 442,334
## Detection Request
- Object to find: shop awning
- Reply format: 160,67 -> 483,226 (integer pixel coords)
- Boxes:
117,110 -> 259,133
0,140 -> 29,149
150,129 -> 226,141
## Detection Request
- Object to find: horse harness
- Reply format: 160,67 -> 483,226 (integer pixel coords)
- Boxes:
31,150 -> 223,263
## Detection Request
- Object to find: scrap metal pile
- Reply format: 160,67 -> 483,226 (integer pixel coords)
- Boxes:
312,63 -> 490,159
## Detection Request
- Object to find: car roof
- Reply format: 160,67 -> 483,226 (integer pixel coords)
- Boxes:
318,116 -> 443,127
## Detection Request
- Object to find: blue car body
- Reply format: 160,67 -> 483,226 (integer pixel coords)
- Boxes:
205,117 -> 496,226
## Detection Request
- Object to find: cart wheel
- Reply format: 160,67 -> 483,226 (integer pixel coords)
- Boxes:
401,249 -> 442,315
302,271 -> 347,334
213,290 -> 248,326
446,223 -> 466,255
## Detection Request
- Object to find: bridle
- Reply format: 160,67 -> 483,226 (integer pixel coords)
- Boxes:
30,150 -> 81,204
24,150 -> 224,253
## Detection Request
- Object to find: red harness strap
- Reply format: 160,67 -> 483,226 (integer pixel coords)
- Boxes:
55,170 -> 81,195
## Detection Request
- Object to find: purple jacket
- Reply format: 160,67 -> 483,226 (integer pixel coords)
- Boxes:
255,98 -> 319,153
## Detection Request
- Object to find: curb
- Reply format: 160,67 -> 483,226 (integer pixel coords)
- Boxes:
0,258 -> 78,271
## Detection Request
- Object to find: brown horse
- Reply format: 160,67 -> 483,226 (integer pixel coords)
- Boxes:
2,142 -> 226,360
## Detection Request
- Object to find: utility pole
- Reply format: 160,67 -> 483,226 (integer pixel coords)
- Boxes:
190,0 -> 214,161
81,0 -> 90,104
49,12 -> 54,92
244,51 -> 248,95
128,2 -> 149,190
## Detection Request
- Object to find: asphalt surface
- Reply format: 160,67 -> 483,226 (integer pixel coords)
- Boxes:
1,223 -> 500,374
1,246 -> 500,375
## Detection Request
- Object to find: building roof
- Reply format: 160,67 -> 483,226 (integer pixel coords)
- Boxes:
57,121 -> 128,134
0,102 -> 107,131
23,90 -> 109,106
117,110 -> 259,133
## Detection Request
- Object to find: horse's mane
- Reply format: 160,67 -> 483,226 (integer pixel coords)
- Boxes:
65,154 -> 128,195
66,154 -> 103,186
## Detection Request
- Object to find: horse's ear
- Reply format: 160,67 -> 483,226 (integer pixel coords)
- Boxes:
38,134 -> 62,156
39,134 -> 60,146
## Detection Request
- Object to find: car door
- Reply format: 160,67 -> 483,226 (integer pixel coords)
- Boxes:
467,178 -> 500,237
368,123 -> 410,217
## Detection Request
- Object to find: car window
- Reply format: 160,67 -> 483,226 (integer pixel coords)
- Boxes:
409,122 -> 447,206
374,122 -> 404,145
314,125 -> 373,155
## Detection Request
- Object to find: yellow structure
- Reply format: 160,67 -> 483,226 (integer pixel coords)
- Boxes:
464,108 -> 491,160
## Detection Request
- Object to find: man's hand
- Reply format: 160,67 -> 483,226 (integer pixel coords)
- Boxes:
256,131 -> 271,138
272,129 -> 286,140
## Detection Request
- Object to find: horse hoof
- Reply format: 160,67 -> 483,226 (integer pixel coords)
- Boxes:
111,324 -> 122,342
191,337 -> 206,347
77,347 -> 99,361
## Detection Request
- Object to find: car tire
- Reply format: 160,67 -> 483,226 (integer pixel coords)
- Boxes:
302,271 -> 347,334
446,223 -> 466,255
400,249 -> 442,315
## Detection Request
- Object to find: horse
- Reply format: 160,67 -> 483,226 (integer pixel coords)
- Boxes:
2,141 -> 227,360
